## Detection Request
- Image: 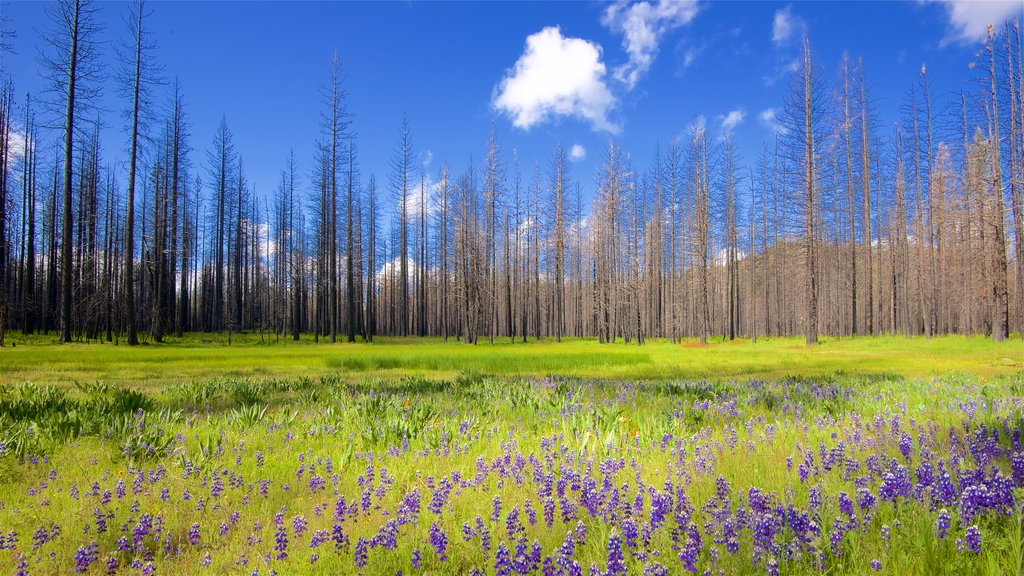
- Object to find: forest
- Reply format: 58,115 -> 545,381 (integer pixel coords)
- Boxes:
0,0 -> 1020,349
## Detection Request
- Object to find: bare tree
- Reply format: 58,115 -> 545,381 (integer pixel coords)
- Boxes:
41,0 -> 104,342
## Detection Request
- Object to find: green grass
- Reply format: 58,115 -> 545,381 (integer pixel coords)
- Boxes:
1,332 -> 1020,388
1,371 -> 1023,574
0,333 -> 1022,574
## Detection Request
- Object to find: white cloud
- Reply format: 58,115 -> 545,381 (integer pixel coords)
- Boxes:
772,5 -> 806,46
720,108 -> 746,133
400,172 -> 440,218
758,107 -> 784,133
926,0 -> 1021,45
493,26 -> 618,133
682,47 -> 700,69
4,130 -> 28,164
570,144 -> 586,161
602,0 -> 701,88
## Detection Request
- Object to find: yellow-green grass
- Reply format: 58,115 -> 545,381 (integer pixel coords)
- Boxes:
1,332 -> 1019,388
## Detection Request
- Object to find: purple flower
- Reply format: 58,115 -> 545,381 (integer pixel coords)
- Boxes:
495,542 -> 512,576
411,548 -> 422,570
292,515 -> 307,537
678,523 -> 701,572
274,523 -> 288,560
354,537 -> 368,568
73,542 -> 98,573
429,522 -> 448,562
506,506 -> 524,541
310,529 -> 330,548
936,509 -> 951,539
492,495 -> 503,521
838,492 -> 854,518
965,525 -> 982,554
606,530 -> 627,576
871,559 -> 882,571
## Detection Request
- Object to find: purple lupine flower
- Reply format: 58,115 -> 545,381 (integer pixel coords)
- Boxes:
879,465 -> 912,502
492,495 -> 503,521
871,559 -> 882,571
73,542 -> 98,573
354,537 -> 368,568
838,492 -> 854,518
506,506 -> 524,540
310,529 -> 330,548
936,509 -> 951,539
643,562 -> 668,576
1011,452 -> 1024,487
411,548 -> 422,570
830,520 -> 847,557
494,542 -> 512,576
678,523 -> 701,572
544,497 -> 556,528
856,487 -> 876,511
292,515 -> 307,537
621,518 -> 639,549
965,525 -> 982,554
429,522 -> 448,561
274,523 -> 288,560
606,530 -> 627,576
476,517 -> 492,554
188,522 -> 201,546
558,529 -> 576,559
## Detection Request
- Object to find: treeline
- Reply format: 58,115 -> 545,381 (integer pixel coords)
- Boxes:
0,0 -> 1021,346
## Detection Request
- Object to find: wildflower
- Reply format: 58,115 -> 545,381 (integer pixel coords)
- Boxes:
965,525 -> 982,554
354,537 -> 368,568
492,495 -> 503,521
429,522 -> 448,561
606,530 -> 627,576
494,542 -> 512,576
73,542 -> 98,573
274,523 -> 288,560
936,509 -> 951,539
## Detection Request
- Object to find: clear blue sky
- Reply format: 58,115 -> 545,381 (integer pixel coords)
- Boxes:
2,0 -> 1021,210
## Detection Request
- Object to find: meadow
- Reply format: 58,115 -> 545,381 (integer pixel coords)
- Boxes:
0,336 -> 1022,575
1,333 -> 1021,387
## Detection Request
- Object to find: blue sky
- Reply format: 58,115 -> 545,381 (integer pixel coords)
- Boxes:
2,0 -> 1022,209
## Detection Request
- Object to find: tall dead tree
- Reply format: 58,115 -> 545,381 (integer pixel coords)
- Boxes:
43,0 -> 103,342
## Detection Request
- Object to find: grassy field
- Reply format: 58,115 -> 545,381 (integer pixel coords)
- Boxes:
1,335 -> 1022,575
1,332 -> 1021,387
1,370 -> 1023,574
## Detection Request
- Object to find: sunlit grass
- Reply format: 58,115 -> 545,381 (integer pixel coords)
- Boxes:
1,332 -> 1020,388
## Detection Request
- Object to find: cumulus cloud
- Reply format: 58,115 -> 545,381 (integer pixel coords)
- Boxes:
926,0 -> 1022,45
4,130 -> 28,164
720,108 -> 746,133
570,144 -> 586,161
772,5 -> 806,46
493,26 -> 618,132
602,0 -> 701,88
758,107 -> 785,133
